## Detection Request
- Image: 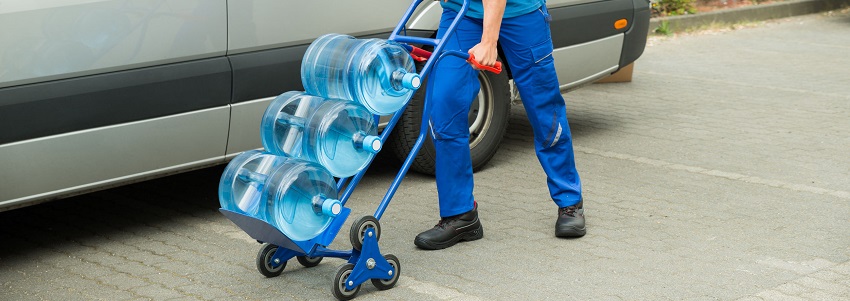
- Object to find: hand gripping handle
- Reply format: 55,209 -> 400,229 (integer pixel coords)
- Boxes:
407,46 -> 502,74
466,54 -> 502,74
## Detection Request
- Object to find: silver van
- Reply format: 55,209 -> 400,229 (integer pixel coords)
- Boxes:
0,0 -> 650,211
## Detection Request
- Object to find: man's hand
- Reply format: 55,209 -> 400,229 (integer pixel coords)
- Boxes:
468,42 -> 498,69
444,0 -> 506,70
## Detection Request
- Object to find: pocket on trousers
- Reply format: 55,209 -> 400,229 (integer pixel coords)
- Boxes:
530,38 -> 554,65
528,38 -> 558,88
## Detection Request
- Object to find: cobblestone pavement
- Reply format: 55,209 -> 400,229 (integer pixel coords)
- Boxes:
2,10 -> 849,301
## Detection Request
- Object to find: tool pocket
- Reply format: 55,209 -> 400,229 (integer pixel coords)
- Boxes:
530,38 -> 554,65
528,38 -> 557,88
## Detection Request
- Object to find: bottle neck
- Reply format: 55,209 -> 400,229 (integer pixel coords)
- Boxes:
312,196 -> 342,217
392,69 -> 421,90
352,131 -> 382,153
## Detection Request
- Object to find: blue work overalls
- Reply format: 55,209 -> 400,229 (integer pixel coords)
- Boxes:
429,7 -> 582,217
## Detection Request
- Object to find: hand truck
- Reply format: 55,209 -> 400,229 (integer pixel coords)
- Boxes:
219,0 -> 500,299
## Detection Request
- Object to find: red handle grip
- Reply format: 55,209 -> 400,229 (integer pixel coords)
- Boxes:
410,46 -> 432,59
408,46 -> 502,74
467,54 -> 502,74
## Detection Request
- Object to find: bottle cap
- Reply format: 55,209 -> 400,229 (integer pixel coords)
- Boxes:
401,73 -> 421,90
362,135 -> 382,153
322,198 -> 342,217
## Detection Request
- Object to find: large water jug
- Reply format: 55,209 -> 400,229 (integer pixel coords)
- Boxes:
301,33 -> 420,116
219,150 -> 285,219
261,91 -> 381,178
264,158 -> 342,242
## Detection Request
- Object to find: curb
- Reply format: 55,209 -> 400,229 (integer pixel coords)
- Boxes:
649,0 -> 850,33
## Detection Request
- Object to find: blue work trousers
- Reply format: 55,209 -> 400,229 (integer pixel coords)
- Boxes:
429,8 -> 582,217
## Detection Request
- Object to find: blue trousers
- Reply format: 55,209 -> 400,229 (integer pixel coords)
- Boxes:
429,8 -> 582,217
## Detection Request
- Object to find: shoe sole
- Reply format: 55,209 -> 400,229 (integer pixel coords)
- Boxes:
414,225 -> 484,250
555,225 -> 586,238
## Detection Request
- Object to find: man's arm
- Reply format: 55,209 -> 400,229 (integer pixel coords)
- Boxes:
468,0 -> 505,68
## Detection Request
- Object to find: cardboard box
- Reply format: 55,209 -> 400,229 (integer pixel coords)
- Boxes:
595,62 -> 634,83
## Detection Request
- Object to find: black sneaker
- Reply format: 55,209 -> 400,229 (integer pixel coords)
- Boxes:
555,200 -> 586,237
414,203 -> 483,250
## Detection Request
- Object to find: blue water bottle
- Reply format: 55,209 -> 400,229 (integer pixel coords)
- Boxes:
261,91 -> 381,178
301,34 -> 420,116
218,150 -> 285,219
264,158 -> 342,242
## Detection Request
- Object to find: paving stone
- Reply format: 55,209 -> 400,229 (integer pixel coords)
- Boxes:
130,284 -> 186,300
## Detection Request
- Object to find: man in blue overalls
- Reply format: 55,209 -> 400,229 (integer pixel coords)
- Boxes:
414,0 -> 585,250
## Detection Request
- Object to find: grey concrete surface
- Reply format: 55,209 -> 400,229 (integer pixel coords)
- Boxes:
2,10 -> 849,301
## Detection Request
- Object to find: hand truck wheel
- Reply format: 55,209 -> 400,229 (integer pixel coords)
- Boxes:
256,243 -> 286,277
332,263 -> 360,300
370,254 -> 400,290
349,215 -> 380,251
296,255 -> 323,268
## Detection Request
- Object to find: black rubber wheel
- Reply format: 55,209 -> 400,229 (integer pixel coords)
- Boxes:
332,263 -> 360,300
296,255 -> 323,268
349,215 -> 381,251
388,60 -> 511,175
370,254 -> 401,290
256,243 -> 285,278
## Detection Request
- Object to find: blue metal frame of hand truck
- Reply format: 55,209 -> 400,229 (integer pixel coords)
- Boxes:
220,0 -> 476,294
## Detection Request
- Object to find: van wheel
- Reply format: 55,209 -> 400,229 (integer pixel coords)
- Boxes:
388,63 -> 511,176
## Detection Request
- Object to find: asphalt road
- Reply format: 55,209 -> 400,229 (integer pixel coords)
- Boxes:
1,9 -> 849,301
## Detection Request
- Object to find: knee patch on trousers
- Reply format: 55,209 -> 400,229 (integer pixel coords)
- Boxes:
429,117 -> 471,141
546,122 -> 564,148
539,111 -> 567,148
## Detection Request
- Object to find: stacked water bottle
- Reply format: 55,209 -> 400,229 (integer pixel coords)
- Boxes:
218,34 -> 420,242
